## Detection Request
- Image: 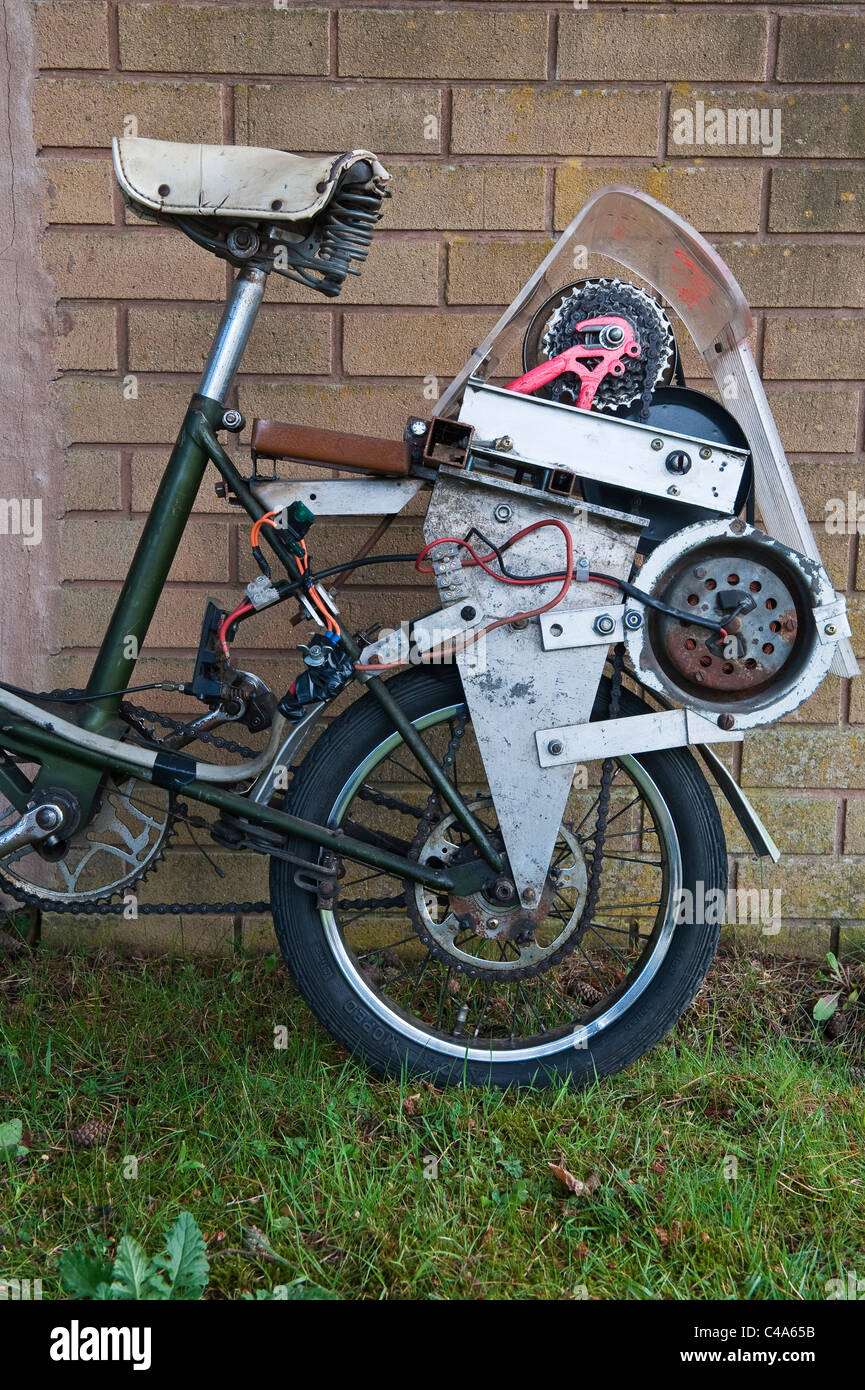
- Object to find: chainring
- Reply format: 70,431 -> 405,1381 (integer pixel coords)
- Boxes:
527,278 -> 676,418
0,772 -> 174,910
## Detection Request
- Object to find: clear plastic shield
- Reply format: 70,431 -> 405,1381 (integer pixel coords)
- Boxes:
434,185 -> 857,678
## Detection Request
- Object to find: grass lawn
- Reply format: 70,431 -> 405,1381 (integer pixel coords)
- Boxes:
1,935 -> 863,1301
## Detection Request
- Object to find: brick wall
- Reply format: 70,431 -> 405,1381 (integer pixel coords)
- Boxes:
31,0 -> 865,954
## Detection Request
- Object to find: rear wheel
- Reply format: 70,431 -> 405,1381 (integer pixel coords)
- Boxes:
270,667 -> 726,1088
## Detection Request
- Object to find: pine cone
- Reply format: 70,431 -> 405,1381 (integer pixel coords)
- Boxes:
70,1118 -> 112,1150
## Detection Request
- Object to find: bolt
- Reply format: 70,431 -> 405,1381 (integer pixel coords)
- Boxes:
522,889 -> 537,905
593,613 -> 616,636
717,713 -> 735,731
667,485 -> 680,496
494,503 -> 513,523
699,446 -> 713,460
509,618 -> 528,630
547,739 -> 564,757
487,918 -> 499,930
495,436 -> 513,452
695,567 -> 707,579
624,610 -> 643,630
730,520 -> 746,534
409,419 -> 427,437
34,805 -> 61,831
651,438 -> 664,451
221,408 -> 244,432
825,623 -> 837,636
460,606 -> 477,622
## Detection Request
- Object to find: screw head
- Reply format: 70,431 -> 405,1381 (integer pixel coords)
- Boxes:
699,446 -> 713,460
460,605 -> 477,622
651,438 -> 664,451
730,519 -> 747,534
522,888 -> 537,905
667,485 -> 680,496
547,739 -> 564,757
624,610 -> 642,630
825,623 -> 837,636
577,556 -> 590,569
409,419 -> 427,437
717,713 -> 735,731
665,450 -> 692,475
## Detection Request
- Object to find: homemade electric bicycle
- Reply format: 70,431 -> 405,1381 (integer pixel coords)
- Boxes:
0,138 -> 854,1087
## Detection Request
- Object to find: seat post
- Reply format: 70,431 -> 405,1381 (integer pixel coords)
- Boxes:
199,264 -> 268,403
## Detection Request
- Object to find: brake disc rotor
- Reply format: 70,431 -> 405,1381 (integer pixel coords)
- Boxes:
523,277 -> 677,416
0,774 -> 174,909
408,800 -> 588,981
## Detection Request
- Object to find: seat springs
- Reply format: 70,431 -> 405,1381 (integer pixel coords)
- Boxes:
271,175 -> 388,298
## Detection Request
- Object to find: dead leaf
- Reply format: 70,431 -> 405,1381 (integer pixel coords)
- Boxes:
548,1162 -> 600,1197
654,1226 -> 669,1245
402,1094 -> 421,1116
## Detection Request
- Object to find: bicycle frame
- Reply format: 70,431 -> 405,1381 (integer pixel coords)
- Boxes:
0,264 -> 504,894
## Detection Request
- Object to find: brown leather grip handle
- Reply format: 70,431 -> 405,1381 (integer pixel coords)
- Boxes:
251,418 -> 411,476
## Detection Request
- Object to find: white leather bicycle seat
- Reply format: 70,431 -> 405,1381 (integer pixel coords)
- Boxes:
112,137 -> 389,222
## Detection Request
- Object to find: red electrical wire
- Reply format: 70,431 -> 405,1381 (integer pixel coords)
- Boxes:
356,518 -> 574,671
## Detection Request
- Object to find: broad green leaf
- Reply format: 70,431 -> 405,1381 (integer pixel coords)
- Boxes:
813,993 -> 840,1022
154,1212 -> 209,1299
60,1249 -> 115,1298
109,1235 -> 166,1300
0,1118 -> 25,1155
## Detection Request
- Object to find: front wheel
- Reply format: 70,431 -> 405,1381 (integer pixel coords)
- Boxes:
270,667 -> 726,1088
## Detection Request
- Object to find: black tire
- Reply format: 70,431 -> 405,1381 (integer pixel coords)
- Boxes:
270,667 -> 726,1089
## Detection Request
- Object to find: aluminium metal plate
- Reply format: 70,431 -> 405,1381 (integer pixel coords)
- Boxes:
540,604 -> 632,650
458,379 -> 748,513
251,477 -> 425,517
536,707 -> 743,767
423,469 -> 644,906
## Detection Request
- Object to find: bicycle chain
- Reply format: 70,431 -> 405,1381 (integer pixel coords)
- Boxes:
0,689 -> 269,916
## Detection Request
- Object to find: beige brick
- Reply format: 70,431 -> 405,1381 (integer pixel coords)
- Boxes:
237,83 -> 441,155
118,3 -> 328,75
266,238 -> 438,307
765,316 -> 865,381
721,793 -> 836,856
718,243 -> 865,310
37,1 -> 109,69
554,162 -> 762,234
53,378 -> 194,445
844,798 -> 865,854
41,156 -> 114,225
343,310 -> 495,377
736,855 -> 865,921
452,87 -> 662,157
128,306 -> 331,375
668,88 -> 865,159
777,15 -> 865,84
767,390 -> 860,454
34,78 -> 222,149
61,583 -> 245,649
339,8 -> 546,80
237,381 -> 429,438
44,230 -> 224,300
64,450 -> 122,511
850,676 -> 865,725
810,530 -> 852,594
560,11 -> 768,82
781,676 -> 843,726
387,164 -> 545,232
791,462 -> 864,522
741,727 -> 865,789
61,517 -> 230,583
446,236 -> 552,306
55,303 -> 117,371
770,168 -> 865,234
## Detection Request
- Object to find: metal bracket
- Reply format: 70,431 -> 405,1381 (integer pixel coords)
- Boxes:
540,603 -> 642,650
536,707 -> 743,767
813,597 -> 851,645
358,600 -> 486,668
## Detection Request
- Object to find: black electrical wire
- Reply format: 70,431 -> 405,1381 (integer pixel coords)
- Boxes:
0,679 -> 179,704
